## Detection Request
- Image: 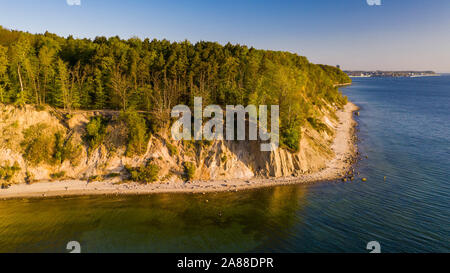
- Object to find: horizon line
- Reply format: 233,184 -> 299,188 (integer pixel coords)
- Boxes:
1,25 -> 444,73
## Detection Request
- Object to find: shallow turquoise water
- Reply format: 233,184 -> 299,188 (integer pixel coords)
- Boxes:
0,77 -> 449,253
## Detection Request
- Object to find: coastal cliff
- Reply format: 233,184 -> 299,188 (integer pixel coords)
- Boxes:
0,26 -> 355,195
0,100 -> 349,186
0,101 -> 358,199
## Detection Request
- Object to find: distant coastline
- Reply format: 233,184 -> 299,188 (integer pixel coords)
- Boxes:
345,70 -> 440,78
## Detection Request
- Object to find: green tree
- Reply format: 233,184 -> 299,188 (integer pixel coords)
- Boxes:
0,27 -> 350,152
0,45 -> 8,103
85,115 -> 107,152
93,68 -> 106,109
120,110 -> 149,156
111,64 -> 132,111
38,44 -> 57,105
10,36 -> 33,106
55,58 -> 70,109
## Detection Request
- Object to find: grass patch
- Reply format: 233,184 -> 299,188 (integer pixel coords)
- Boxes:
88,175 -> 103,182
221,154 -> 227,163
105,173 -> 121,179
280,126 -> 301,152
25,171 -> 34,184
85,115 -> 108,153
183,162 -> 196,181
1,182 -> 11,189
22,123 -> 83,166
166,142 -> 178,156
10,121 -> 19,129
307,117 -> 333,135
54,133 -> 83,166
50,171 -> 66,180
119,111 -> 149,157
0,161 -> 21,182
125,163 -> 160,184
21,124 -> 56,165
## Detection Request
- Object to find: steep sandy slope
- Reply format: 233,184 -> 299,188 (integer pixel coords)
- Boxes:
0,103 -> 341,185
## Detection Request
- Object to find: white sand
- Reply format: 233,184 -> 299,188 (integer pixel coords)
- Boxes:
0,103 -> 359,199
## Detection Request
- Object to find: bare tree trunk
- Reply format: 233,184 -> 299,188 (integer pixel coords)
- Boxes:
43,73 -> 47,105
111,65 -> 130,111
17,66 -> 24,94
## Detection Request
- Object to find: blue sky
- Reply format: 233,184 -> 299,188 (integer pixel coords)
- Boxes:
1,0 -> 449,72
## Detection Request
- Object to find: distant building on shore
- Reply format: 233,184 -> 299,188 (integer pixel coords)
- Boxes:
344,70 -> 439,78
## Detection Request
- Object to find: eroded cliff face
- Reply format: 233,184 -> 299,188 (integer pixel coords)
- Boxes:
0,104 -> 338,185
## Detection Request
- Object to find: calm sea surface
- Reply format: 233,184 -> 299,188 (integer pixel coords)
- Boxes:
0,77 -> 449,253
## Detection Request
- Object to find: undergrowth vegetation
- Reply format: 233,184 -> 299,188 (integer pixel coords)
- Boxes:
21,123 -> 83,166
125,163 -> 160,184
307,117 -> 333,135
183,162 -> 196,181
119,111 -> 149,156
0,26 -> 350,153
0,161 -> 20,182
85,116 -> 108,153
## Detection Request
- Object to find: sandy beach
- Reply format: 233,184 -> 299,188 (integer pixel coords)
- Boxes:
0,102 -> 359,200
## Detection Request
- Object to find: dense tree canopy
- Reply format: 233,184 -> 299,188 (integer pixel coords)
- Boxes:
0,26 -> 350,151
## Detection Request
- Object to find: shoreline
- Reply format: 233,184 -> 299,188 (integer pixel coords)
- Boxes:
0,102 -> 359,200
333,82 -> 352,87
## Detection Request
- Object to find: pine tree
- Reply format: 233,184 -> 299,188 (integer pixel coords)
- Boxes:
94,68 -> 106,109
55,58 -> 70,110
0,45 -> 8,103
38,45 -> 56,105
0,27 -> 351,151
10,36 -> 33,106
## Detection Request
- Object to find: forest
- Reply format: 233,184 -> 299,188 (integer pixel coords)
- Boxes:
0,26 -> 350,152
